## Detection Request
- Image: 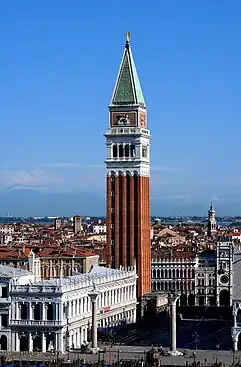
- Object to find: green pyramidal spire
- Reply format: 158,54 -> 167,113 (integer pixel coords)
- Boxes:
111,33 -> 146,107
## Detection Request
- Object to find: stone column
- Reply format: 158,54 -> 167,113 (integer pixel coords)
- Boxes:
88,287 -> 99,349
41,333 -> 46,353
29,303 -> 33,320
16,333 -> 20,352
77,329 -> 80,347
11,332 -> 15,351
59,302 -> 63,323
233,311 -> 237,328
234,339 -> 238,352
17,303 -> 21,320
54,332 -> 57,351
29,332 -> 33,352
168,294 -> 180,356
80,327 -> 83,345
59,330 -> 64,353
42,303 -> 46,321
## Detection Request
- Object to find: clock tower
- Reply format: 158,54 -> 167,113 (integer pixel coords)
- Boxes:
105,33 -> 151,298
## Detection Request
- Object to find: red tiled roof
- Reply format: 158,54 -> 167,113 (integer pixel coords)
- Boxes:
152,248 -> 196,260
38,246 -> 97,259
0,247 -> 28,260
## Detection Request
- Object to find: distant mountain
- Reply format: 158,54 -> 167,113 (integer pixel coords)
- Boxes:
0,188 -> 239,217
0,189 -> 105,217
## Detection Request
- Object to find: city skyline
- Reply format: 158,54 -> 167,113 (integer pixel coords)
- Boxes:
1,1 -> 241,216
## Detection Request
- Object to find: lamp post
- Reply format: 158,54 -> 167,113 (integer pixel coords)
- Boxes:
88,284 -> 99,349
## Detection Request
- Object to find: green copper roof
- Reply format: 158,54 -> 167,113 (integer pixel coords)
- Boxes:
111,40 -> 146,107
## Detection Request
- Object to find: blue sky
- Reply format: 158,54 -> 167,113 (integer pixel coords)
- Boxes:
0,0 -> 241,216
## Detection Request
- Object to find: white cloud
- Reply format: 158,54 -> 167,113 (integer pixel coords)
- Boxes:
0,170 -> 60,190
152,165 -> 182,172
43,162 -> 182,173
43,162 -> 104,169
151,194 -> 192,204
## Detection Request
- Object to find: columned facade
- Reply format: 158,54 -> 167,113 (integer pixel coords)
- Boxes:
105,33 -> 151,298
0,264 -> 137,353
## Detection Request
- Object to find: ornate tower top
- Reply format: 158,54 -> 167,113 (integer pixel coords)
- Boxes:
207,202 -> 217,237
209,202 -> 215,214
110,33 -> 146,108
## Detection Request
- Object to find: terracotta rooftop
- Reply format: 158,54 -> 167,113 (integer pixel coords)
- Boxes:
36,246 -> 97,259
0,247 -> 28,260
152,248 -> 196,260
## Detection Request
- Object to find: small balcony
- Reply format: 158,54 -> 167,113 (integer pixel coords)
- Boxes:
10,319 -> 62,327
105,127 -> 150,137
0,297 -> 11,305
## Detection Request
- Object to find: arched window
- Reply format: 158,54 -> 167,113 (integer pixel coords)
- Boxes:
113,145 -> 117,158
124,144 -> 129,157
130,145 -> 135,157
119,145 -> 123,158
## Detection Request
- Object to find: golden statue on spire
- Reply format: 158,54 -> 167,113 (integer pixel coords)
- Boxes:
126,32 -> 131,43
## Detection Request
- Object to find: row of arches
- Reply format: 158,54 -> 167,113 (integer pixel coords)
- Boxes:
113,144 -> 135,158
19,333 -> 54,352
0,335 -> 7,351
153,281 -> 195,292
20,303 -> 54,320
152,268 -> 195,279
42,265 -> 82,279
109,170 -> 139,177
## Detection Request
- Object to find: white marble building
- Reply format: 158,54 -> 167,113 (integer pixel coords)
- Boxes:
152,240 -> 233,307
231,244 -> 241,350
0,264 -> 137,353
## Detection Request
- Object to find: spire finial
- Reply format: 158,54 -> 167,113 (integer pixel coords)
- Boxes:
125,32 -> 131,48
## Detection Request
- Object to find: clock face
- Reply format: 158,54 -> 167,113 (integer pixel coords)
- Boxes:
220,275 -> 229,284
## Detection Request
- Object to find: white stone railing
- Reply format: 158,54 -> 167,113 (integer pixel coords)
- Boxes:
105,128 -> 150,136
152,259 -> 196,264
10,285 -> 60,294
0,297 -> 11,303
10,319 -> 62,326
10,269 -> 137,294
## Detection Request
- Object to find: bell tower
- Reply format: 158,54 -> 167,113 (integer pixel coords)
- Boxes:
105,33 -> 151,298
207,203 -> 217,237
